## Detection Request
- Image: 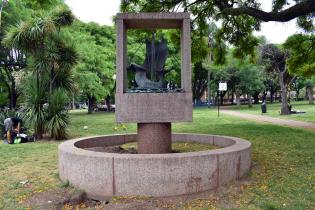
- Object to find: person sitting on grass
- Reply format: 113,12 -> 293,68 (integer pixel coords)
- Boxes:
3,117 -> 22,144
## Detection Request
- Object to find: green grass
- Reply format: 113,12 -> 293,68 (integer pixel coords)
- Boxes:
0,142 -> 61,209
1,108 -> 315,209
121,142 -> 220,153
229,100 -> 315,123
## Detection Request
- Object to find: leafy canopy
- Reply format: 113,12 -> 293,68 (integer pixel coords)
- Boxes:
284,34 -> 315,77
120,0 -> 315,59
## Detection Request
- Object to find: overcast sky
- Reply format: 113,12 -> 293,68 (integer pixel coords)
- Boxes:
64,0 -> 302,44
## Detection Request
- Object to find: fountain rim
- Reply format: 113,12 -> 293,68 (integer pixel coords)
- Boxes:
59,133 -> 251,159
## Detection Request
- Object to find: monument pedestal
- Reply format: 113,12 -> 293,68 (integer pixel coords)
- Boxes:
137,123 -> 171,154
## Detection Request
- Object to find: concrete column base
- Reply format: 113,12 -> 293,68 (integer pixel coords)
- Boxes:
137,123 -> 171,154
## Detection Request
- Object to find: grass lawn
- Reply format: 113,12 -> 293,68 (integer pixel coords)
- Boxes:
1,108 -> 315,209
228,100 -> 315,123
121,142 -> 220,153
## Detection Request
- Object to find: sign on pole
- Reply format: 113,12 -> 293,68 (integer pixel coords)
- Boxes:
217,82 -> 227,117
218,82 -> 227,91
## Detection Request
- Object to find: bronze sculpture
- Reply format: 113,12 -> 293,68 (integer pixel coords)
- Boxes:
128,36 -> 169,89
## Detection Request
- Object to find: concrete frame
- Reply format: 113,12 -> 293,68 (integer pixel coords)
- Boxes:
115,13 -> 192,123
59,133 -> 251,199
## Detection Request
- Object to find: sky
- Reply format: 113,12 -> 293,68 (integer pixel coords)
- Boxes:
64,0 -> 302,44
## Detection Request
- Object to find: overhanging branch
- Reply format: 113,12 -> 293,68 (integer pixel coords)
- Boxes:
222,0 -> 315,22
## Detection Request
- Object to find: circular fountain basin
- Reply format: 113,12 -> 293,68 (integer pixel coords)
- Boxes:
58,133 -> 251,200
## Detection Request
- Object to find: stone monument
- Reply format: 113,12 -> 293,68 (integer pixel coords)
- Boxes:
115,12 -> 192,154
58,12 -> 251,199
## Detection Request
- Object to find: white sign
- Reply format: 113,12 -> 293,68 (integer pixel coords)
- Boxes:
218,82 -> 227,91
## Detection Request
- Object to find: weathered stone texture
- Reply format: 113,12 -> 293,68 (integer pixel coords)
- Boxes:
137,123 -> 172,154
115,13 -> 192,123
59,134 -> 251,199
116,92 -> 192,123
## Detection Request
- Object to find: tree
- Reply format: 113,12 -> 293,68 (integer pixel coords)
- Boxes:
284,34 -> 315,105
263,75 -> 279,103
0,48 -> 25,108
284,34 -> 315,77
3,5 -> 77,139
121,0 -> 315,57
305,79 -> 315,104
290,77 -> 306,101
0,0 -> 31,108
0,0 -> 64,109
237,64 -> 264,108
192,62 -> 208,102
260,44 -> 294,115
67,21 -> 116,114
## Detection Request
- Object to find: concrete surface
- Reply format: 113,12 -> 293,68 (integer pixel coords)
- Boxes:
222,109 -> 315,131
116,92 -> 192,123
137,123 -> 172,154
59,134 -> 251,199
115,12 -> 192,123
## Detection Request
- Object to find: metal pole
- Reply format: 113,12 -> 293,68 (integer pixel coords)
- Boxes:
207,50 -> 212,108
217,91 -> 220,117
208,70 -> 211,108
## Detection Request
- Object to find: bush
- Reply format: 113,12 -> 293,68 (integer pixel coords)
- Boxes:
46,89 -> 70,140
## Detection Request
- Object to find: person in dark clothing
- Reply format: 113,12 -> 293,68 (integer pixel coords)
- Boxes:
4,117 -> 22,144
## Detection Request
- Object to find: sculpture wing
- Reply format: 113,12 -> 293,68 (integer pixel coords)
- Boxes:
143,38 -> 168,73
154,39 -> 168,72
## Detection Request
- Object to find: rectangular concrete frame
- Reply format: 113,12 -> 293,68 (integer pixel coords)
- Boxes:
115,13 -> 192,123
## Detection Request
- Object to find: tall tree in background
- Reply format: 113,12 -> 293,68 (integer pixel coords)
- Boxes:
260,44 -> 293,115
192,62 -> 208,102
0,0 -> 30,109
284,34 -> 315,104
304,79 -> 315,104
67,21 -> 116,114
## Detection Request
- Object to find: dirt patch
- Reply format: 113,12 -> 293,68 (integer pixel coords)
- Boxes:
24,175 -> 251,210
105,177 -> 252,209
25,188 -> 103,210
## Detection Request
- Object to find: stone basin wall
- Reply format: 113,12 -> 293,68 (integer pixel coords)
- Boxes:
58,133 -> 251,200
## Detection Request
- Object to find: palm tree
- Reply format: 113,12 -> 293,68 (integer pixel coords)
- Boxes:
3,5 -> 77,139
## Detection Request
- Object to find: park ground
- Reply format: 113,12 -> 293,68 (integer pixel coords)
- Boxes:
228,100 -> 315,123
0,101 -> 315,209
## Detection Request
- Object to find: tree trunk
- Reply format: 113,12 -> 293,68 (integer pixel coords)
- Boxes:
72,94 -> 75,110
305,90 -> 308,100
227,91 -> 230,103
105,95 -> 111,112
308,86 -> 314,105
248,94 -> 253,108
270,90 -> 274,103
261,91 -> 266,103
8,79 -> 17,109
231,92 -> 234,105
87,96 -> 95,114
236,91 -> 241,107
279,72 -> 290,115
253,91 -> 259,104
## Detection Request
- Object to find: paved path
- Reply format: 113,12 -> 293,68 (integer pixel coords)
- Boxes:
221,110 -> 315,131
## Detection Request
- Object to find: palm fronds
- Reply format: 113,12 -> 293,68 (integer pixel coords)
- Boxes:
46,89 -> 69,140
